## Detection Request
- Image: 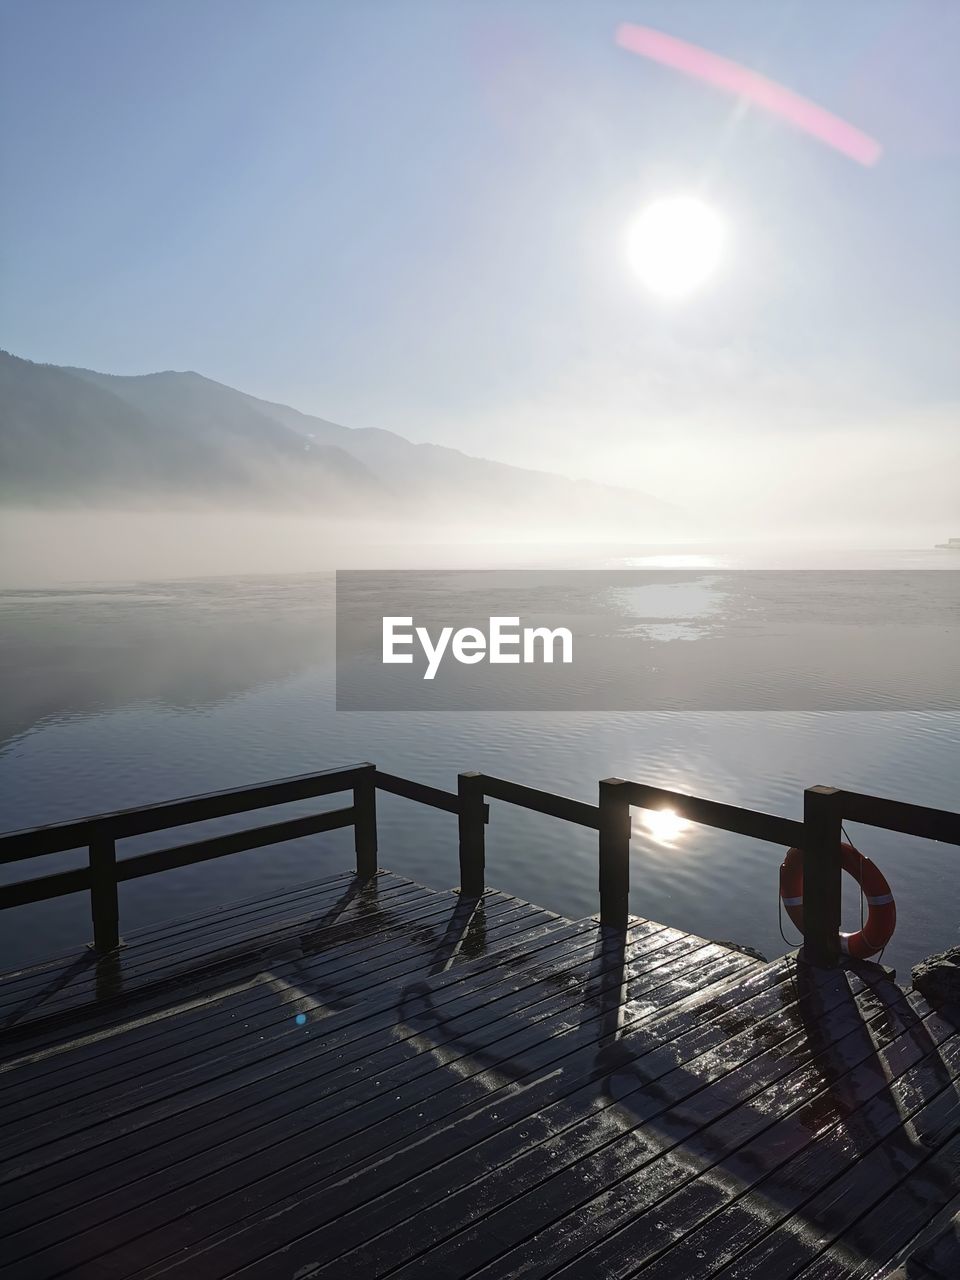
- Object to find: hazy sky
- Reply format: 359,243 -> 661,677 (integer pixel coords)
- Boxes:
2,0 -> 958,511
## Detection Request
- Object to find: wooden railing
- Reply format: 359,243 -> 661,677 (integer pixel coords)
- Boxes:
593,780 -> 960,965
1,762 -> 958,967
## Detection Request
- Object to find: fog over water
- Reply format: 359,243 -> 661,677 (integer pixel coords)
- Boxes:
2,510 -> 957,588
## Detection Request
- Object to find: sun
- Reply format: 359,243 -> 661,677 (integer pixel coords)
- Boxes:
626,196 -> 726,299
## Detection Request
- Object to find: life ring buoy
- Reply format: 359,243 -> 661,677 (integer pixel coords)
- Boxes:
779,842 -> 896,959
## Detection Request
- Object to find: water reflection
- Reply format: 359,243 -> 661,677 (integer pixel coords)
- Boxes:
622,554 -> 726,570
606,574 -> 725,643
639,808 -> 691,846
1,570 -> 958,974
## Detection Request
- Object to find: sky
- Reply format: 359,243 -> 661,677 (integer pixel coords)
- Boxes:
1,0 -> 958,521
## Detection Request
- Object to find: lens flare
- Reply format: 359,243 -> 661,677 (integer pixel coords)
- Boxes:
616,23 -> 881,167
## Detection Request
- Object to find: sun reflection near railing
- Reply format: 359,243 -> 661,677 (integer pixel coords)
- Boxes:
639,807 -> 691,846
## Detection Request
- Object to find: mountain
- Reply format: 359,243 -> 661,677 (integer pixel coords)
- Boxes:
0,353 -> 383,512
0,351 -> 677,532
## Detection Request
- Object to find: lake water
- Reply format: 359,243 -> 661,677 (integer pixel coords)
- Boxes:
1,546 -> 958,977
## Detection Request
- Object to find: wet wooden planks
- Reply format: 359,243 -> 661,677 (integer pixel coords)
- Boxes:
875,1201 -> 960,1280
0,869 -> 466,1039
1,871 -> 958,1280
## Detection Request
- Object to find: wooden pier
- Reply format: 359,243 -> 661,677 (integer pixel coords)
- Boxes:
1,764 -> 959,1278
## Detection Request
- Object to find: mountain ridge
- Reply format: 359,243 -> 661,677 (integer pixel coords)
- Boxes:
0,351 -> 677,533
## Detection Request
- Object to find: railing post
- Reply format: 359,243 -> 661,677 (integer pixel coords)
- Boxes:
457,772 -> 486,898
353,766 -> 378,880
89,833 -> 120,953
801,785 -> 844,967
599,778 -> 631,929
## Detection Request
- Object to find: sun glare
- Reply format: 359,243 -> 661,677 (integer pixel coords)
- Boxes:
641,808 -> 690,844
626,196 -> 725,299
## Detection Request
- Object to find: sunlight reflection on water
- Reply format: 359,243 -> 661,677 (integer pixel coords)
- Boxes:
621,555 -> 726,569
638,808 -> 691,845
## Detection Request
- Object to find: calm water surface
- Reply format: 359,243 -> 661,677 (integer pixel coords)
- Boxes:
1,549 -> 957,975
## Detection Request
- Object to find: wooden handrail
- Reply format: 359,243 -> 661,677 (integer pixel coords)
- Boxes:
0,762 -> 956,964
116,808 -> 355,882
0,762 -> 376,863
374,770 -> 474,817
0,865 -> 92,910
838,790 -> 960,846
621,781 -> 804,847
478,775 -> 600,829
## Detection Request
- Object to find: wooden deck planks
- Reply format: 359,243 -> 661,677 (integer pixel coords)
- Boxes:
758,1069 -> 960,1280
0,891 -> 536,1118
0,901 -> 562,1173
169,953 -> 795,1280
0,904 -> 590,1201
0,868 -> 369,1002
875,1201 -> 960,1280
0,873 -> 437,1034
0,885 -> 556,1068
307,967 -> 890,1279
0,894 -> 548,1108
0,918 -> 669,1241
631,997 -> 960,1279
0,897 -> 577,1100
1,870 -> 956,1280
2,925 -> 710,1277
521,996 -> 959,1279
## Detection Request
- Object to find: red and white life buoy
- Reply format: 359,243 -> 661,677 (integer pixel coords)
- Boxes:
779,842 -> 896,959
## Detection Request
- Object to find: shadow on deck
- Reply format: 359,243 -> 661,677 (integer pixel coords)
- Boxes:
0,869 -> 958,1280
